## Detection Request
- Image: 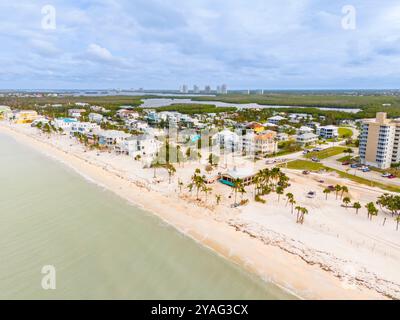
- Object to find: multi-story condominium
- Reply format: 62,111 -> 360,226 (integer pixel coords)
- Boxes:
316,125 -> 339,139
359,112 -> 400,169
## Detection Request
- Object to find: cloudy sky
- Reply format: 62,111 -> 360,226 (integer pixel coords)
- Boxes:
1,0 -> 400,90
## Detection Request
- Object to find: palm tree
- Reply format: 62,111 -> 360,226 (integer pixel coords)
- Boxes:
335,185 -> 342,200
353,202 -> 361,214
365,202 -> 378,220
299,207 -> 309,224
202,186 -> 212,203
233,179 -> 244,205
396,215 -> 400,231
286,193 -> 294,206
215,194 -> 222,205
289,198 -> 296,214
166,164 -> 176,184
151,160 -> 163,179
295,206 -> 302,223
323,188 -> 331,200
341,186 -> 349,199
343,196 -> 351,208
276,186 -> 284,202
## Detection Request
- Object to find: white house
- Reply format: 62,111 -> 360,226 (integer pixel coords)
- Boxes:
297,126 -> 314,135
98,130 -> 131,147
289,113 -> 309,123
71,122 -> 100,135
267,115 -> 286,125
296,132 -> 318,145
126,120 -> 149,131
89,113 -> 103,123
117,134 -> 160,158
53,118 -> 78,131
212,129 -> 240,151
276,132 -> 289,141
68,109 -> 86,118
316,125 -> 338,139
75,102 -> 89,107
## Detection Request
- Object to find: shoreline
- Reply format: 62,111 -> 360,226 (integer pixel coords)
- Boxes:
0,122 -> 386,300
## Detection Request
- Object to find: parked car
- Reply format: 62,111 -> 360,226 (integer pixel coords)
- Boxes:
313,147 -> 323,152
350,164 -> 359,168
382,172 -> 391,177
362,168 -> 370,172
302,170 -> 310,175
303,150 -> 311,154
311,157 -> 320,162
307,191 -> 316,198
388,174 -> 397,179
327,185 -> 335,191
342,161 -> 350,165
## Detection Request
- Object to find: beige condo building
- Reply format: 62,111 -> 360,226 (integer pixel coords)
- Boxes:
359,112 -> 400,169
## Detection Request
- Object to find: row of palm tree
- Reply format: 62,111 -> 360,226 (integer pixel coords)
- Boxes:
323,184 -> 349,200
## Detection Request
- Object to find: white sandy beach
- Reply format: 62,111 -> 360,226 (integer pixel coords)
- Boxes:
1,122 -> 399,299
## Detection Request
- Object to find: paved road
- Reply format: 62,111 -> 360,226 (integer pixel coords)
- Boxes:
322,153 -> 400,188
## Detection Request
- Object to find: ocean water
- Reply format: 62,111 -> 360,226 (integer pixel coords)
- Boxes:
0,132 -> 294,299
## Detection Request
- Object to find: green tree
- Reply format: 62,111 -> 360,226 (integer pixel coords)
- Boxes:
343,196 -> 351,208
323,188 -> 331,200
353,202 -> 361,214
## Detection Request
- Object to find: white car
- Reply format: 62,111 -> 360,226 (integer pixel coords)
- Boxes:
382,172 -> 391,178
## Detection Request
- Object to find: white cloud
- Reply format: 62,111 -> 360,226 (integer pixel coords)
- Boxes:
86,43 -> 113,61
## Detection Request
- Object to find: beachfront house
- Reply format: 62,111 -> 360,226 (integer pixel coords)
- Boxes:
14,110 -> 39,124
296,132 -> 318,145
71,122 -> 100,135
98,130 -> 131,148
117,134 -> 160,159
220,167 -> 256,187
53,118 -> 78,131
316,125 -> 339,139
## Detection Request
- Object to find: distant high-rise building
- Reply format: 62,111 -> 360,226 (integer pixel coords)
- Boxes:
204,85 -> 211,94
216,85 -> 221,94
180,85 -> 188,94
193,85 -> 199,94
221,84 -> 227,94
